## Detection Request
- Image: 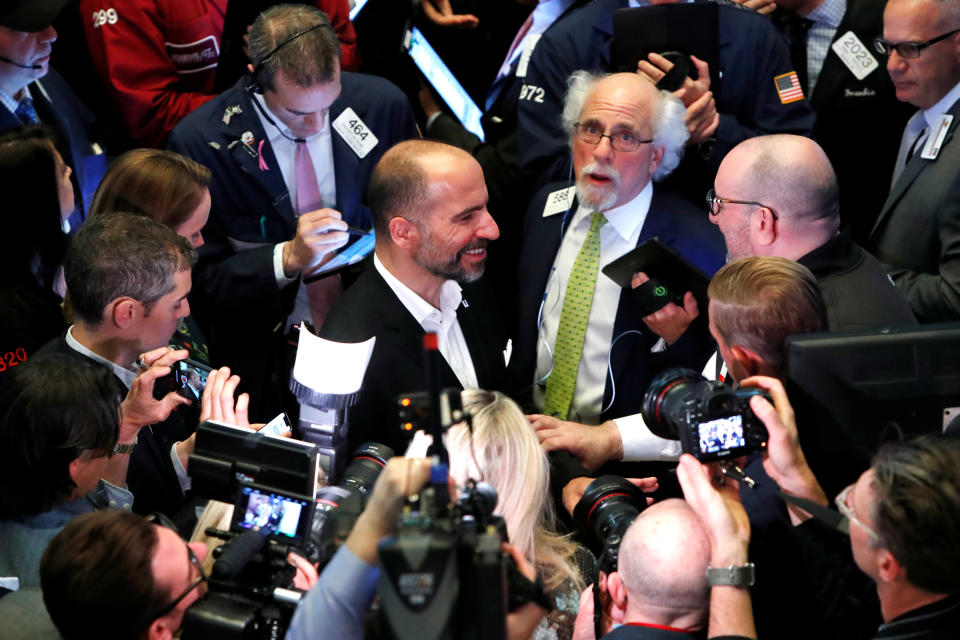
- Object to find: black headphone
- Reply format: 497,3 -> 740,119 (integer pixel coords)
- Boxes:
248,22 -> 332,94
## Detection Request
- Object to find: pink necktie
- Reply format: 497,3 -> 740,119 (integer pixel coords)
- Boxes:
497,11 -> 534,78
296,140 -> 340,329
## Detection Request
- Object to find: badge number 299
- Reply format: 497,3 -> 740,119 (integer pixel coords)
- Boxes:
333,108 -> 379,159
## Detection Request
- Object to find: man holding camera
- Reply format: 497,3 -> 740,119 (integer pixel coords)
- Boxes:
689,376 -> 960,639
36,213 -> 248,518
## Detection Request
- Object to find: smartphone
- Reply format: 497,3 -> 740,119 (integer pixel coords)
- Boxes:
152,358 -> 213,401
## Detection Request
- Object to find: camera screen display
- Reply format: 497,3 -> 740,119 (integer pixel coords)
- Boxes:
174,359 -> 210,399
236,486 -> 308,540
697,415 -> 746,454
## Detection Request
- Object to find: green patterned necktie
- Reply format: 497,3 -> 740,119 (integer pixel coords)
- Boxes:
543,212 -> 607,419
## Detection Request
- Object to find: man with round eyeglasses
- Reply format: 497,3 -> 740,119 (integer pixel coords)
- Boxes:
865,0 -> 960,322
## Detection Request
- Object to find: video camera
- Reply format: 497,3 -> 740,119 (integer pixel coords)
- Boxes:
376,337 -> 547,640
184,421 -> 393,639
642,368 -> 770,462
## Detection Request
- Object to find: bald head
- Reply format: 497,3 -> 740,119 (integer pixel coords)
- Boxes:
727,135 -> 839,228
617,499 -> 711,618
368,140 -> 475,238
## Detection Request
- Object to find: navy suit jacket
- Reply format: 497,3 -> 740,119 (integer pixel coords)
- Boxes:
168,73 -> 418,416
511,182 -> 725,422
0,69 -> 103,221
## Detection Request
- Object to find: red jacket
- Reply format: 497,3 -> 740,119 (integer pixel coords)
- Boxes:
81,0 -> 359,146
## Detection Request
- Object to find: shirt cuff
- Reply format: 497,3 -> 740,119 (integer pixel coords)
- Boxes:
274,242 -> 299,287
425,111 -> 443,132
650,337 -> 667,353
170,444 -> 191,492
614,413 -> 682,462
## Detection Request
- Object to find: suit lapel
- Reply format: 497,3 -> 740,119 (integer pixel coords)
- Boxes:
216,87 -> 294,221
608,189 -> 677,386
330,95 -> 362,214
871,98 -> 960,239
366,267 -> 463,388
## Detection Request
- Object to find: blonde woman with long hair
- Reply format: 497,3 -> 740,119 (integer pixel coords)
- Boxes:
446,390 -> 589,640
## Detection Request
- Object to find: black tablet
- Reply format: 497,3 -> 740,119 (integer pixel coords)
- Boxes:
602,238 -> 711,313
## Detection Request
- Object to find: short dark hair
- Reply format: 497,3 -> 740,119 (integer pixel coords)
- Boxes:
367,140 -> 435,238
248,4 -> 340,93
41,510 -> 164,640
0,126 -> 69,290
708,256 -> 827,375
64,212 -> 196,325
0,354 -> 122,520
871,435 -> 960,594
91,149 -> 211,230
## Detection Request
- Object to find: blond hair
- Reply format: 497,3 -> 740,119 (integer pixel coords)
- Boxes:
446,390 -> 583,592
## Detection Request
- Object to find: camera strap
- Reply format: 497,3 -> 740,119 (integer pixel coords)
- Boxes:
720,464 -> 848,534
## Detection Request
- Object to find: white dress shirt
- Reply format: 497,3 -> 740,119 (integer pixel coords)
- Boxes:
374,254 -> 479,389
535,183 -> 653,423
65,326 -> 192,490
252,92 -> 339,327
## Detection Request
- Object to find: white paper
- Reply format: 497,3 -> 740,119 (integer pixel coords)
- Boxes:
292,324 -> 375,395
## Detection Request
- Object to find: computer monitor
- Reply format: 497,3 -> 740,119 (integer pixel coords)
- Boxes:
786,323 -> 960,450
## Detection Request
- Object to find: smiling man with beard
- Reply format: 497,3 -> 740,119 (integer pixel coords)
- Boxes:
510,72 -> 724,510
320,140 -> 507,454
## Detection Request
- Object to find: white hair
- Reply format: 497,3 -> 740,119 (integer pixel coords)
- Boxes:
561,71 -> 688,182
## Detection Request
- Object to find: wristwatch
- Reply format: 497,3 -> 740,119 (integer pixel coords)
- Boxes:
706,563 -> 755,587
113,438 -> 138,455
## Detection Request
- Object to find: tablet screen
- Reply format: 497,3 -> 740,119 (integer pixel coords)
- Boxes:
405,26 -> 485,141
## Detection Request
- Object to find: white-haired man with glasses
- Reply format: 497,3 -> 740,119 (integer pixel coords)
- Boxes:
865,0 -> 960,322
510,71 -> 725,512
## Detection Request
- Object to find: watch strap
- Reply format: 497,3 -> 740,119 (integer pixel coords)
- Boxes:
706,563 -> 755,587
112,437 -> 138,455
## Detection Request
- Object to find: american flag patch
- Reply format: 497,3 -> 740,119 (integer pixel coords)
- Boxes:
775,72 -> 805,104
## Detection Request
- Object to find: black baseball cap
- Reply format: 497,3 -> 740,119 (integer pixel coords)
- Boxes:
0,0 -> 70,32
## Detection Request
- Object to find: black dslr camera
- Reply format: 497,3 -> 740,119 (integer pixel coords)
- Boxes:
642,368 -> 770,462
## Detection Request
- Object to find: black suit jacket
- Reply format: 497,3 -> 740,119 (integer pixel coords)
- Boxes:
320,263 -> 507,454
776,0 -> 914,243
35,336 -> 187,518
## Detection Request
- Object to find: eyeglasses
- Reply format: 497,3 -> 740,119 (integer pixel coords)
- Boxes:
574,122 -> 653,152
146,512 -> 208,622
835,484 -> 880,540
705,189 -> 779,220
873,27 -> 960,59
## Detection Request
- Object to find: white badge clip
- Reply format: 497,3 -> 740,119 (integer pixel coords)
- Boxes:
543,186 -> 576,217
516,34 -> 542,79
921,114 -> 952,160
831,31 -> 879,81
332,108 -> 379,159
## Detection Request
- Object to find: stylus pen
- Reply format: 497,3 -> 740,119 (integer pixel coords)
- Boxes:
319,226 -> 369,236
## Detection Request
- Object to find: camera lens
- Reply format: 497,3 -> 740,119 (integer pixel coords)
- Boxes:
341,442 -> 394,496
642,368 -> 706,439
572,475 -> 647,547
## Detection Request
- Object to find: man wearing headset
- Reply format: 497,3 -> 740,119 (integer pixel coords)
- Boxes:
169,4 -> 417,419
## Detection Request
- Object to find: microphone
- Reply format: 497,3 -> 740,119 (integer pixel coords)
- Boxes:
0,55 -> 42,70
210,528 -> 269,580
